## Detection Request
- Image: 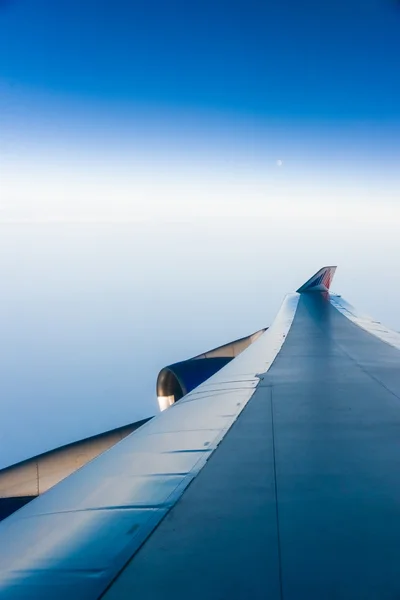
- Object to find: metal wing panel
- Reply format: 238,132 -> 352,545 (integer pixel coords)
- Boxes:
102,291 -> 400,600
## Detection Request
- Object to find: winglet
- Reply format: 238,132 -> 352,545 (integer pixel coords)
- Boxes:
297,266 -> 337,293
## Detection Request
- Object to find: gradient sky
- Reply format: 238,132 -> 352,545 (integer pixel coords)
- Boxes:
1,0 -> 400,467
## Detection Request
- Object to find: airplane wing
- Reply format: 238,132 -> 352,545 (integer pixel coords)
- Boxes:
2,267 -> 400,599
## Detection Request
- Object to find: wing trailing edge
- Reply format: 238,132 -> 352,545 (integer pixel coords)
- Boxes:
297,266 -> 337,293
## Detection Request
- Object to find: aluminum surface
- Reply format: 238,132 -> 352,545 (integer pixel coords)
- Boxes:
6,279 -> 400,600
104,292 -> 400,600
0,295 -> 298,599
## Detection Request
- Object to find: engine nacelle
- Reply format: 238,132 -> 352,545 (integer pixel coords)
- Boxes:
156,328 -> 267,411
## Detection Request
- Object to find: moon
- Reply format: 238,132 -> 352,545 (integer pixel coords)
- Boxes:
276,160 -> 283,167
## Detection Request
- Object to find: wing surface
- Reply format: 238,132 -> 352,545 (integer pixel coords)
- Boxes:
2,267 -> 400,600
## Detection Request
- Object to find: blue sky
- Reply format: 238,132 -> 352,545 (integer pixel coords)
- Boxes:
1,0 -> 400,467
1,0 -> 400,119
1,0 -> 400,222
